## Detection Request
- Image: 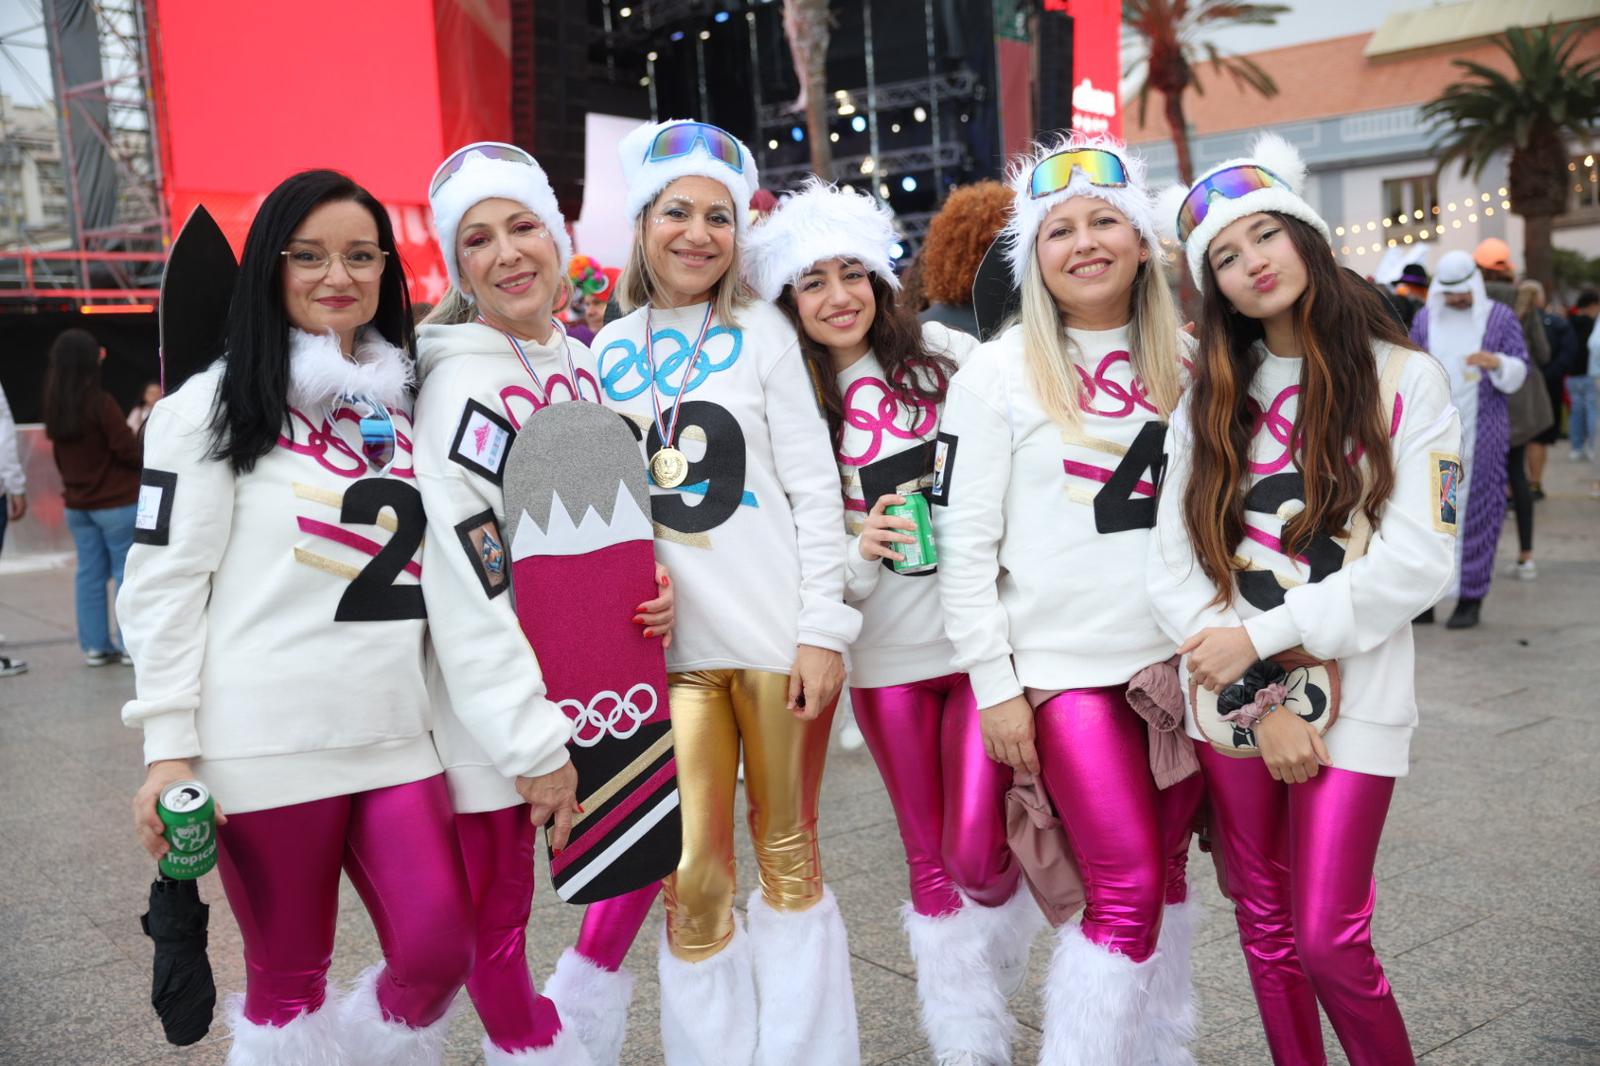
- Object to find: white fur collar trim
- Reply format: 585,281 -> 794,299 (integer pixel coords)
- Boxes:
286,328 -> 414,411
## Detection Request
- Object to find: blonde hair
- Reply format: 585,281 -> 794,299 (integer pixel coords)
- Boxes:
1019,240 -> 1182,429
618,198 -> 752,325
423,287 -> 475,326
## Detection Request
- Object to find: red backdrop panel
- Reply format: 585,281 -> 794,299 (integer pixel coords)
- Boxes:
435,0 -> 512,150
1066,0 -> 1122,138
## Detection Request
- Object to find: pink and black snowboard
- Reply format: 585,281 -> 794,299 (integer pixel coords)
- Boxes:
502,401 -> 680,903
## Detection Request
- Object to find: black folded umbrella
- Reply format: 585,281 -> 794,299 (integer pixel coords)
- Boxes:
140,876 -> 216,1046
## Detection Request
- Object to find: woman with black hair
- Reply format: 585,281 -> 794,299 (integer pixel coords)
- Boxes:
1150,134 -> 1461,1065
117,170 -> 516,1065
43,327 -> 142,665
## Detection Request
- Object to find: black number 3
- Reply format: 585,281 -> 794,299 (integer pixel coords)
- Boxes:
1235,471 -> 1347,612
334,478 -> 428,622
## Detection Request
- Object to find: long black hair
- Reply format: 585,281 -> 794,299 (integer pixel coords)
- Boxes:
42,328 -> 104,442
209,169 -> 414,474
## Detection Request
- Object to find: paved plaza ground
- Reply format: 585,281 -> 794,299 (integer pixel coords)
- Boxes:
0,453 -> 1596,1065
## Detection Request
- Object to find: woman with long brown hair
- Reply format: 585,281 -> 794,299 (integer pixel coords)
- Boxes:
1150,134 -> 1461,1065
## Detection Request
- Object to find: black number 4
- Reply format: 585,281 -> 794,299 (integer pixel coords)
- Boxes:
334,479 -> 428,622
1093,421 -> 1168,534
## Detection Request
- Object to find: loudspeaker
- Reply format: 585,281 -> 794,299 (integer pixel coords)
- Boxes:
513,4 -> 590,220
1035,6 -> 1074,137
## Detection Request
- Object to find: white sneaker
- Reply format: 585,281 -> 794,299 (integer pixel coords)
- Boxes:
84,650 -> 117,667
1513,559 -> 1538,580
839,721 -> 865,751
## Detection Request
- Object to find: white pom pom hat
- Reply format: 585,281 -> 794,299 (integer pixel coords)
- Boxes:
428,141 -> 573,294
1000,134 -> 1160,286
618,119 -> 760,234
742,179 -> 902,302
1155,132 -> 1331,286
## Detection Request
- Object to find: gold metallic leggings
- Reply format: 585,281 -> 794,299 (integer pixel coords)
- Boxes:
662,668 -> 836,961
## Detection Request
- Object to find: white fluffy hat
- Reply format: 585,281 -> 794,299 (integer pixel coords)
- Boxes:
618,119 -> 760,234
742,179 -> 902,301
1155,132 -> 1330,286
1000,134 -> 1160,286
428,142 -> 573,293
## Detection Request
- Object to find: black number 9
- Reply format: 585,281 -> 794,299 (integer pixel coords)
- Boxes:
645,400 -> 747,535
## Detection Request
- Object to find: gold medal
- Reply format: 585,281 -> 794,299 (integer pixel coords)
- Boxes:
651,446 -> 689,488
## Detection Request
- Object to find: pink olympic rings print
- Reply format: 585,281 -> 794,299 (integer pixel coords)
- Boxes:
1074,350 -> 1159,419
279,406 -> 415,480
838,375 -> 938,467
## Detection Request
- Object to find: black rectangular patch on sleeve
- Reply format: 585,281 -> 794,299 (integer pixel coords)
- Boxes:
133,468 -> 178,545
929,432 -> 958,506
455,509 -> 509,599
448,399 -> 515,485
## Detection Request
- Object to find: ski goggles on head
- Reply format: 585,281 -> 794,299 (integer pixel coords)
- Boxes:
1028,148 -> 1129,199
1175,165 -> 1288,242
644,121 -> 744,173
430,142 -> 537,198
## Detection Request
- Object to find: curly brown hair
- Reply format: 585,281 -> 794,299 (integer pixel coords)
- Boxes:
918,180 -> 1014,306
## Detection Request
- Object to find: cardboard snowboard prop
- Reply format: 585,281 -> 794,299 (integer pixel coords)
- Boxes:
971,235 -> 1020,342
160,205 -> 238,395
502,402 -> 681,903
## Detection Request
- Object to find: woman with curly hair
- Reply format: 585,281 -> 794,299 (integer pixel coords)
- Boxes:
917,180 -> 1015,337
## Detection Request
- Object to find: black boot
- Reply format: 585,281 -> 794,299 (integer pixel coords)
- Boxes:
1446,598 -> 1482,629
1414,607 -> 1435,624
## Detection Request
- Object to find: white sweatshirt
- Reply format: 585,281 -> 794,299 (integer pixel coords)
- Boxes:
0,383 -> 23,496
1147,340 -> 1462,778
592,300 -> 860,673
412,321 -> 596,813
935,323 -> 1179,710
117,330 -> 440,814
838,321 -> 977,687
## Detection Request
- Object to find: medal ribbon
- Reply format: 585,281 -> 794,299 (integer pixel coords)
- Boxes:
480,314 -> 585,401
645,302 -> 715,450
326,394 -> 397,475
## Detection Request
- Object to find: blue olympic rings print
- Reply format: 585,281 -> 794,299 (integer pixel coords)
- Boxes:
598,324 -> 743,402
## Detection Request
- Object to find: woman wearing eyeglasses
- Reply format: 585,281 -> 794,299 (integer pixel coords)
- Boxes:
119,170 -> 479,1064
933,136 -> 1202,1066
1149,135 -> 1459,1065
411,143 -> 667,1066
543,119 -> 861,1066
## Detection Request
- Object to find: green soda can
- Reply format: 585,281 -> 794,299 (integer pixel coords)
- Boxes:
885,491 -> 938,574
158,780 -> 218,880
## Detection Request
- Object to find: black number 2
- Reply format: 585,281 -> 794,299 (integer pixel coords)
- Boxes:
1092,421 -> 1169,534
645,400 -> 748,535
334,478 -> 428,622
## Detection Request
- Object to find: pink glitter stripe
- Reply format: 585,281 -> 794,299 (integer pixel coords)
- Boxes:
1061,459 -> 1153,496
1242,524 -> 1311,566
550,758 -> 678,877
297,517 -> 422,579
844,496 -> 869,513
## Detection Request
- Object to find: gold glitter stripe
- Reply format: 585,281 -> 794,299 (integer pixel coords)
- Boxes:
652,522 -> 711,549
1067,486 -> 1096,506
294,547 -> 360,580
573,728 -> 677,828
292,482 -> 397,532
1058,425 -> 1129,458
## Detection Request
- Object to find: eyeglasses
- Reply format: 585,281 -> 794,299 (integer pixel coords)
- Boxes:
430,141 -> 538,198
1175,165 -> 1287,242
645,121 -> 744,173
1028,148 -> 1129,199
280,244 -> 390,279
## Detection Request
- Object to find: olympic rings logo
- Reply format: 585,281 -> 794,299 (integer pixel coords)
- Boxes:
561,683 -> 659,748
1074,350 -> 1160,419
838,375 -> 938,466
1248,385 -> 1300,475
598,326 -> 743,401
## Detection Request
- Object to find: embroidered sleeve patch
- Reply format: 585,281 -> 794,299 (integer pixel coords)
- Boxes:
929,432 -> 958,506
455,509 -> 509,598
133,469 -> 178,545
1430,452 -> 1462,534
448,399 -> 515,485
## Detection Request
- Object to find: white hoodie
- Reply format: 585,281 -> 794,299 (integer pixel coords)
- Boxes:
412,320 -> 596,812
118,330 -> 440,814
1147,341 -> 1462,777
838,321 -> 977,687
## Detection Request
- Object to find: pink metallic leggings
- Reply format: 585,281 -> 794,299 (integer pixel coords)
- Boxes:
215,775 -> 474,1028
1197,745 -> 1413,1066
456,805 -> 563,1052
1034,687 -> 1204,962
851,673 -> 1018,916
575,881 -> 661,970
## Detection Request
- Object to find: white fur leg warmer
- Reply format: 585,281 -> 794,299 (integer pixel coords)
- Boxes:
982,882 -> 1047,999
482,1025 -> 596,1065
748,887 -> 861,1066
332,965 -> 454,1066
1141,898 -> 1199,1066
657,917 -> 756,1066
223,993 -> 342,1066
904,899 -> 1017,1064
1040,924 -> 1148,1066
543,948 -> 634,1066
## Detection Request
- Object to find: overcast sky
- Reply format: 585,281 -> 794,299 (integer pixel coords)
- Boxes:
0,0 -> 1440,109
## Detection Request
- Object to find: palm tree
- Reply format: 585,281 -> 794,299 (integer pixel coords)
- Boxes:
1124,0 -> 1289,184
783,0 -> 833,179
1422,23 -> 1600,291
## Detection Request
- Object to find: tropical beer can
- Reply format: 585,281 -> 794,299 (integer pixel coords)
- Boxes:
158,781 -> 218,880
885,491 -> 937,574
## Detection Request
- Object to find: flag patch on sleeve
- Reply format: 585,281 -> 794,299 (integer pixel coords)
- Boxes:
929,432 -> 958,506
455,509 -> 509,598
133,469 -> 177,545
448,400 -> 515,485
1431,452 -> 1461,534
